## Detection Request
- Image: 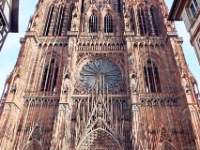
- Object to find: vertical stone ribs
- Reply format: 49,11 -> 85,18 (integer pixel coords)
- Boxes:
53,5 -> 65,36
130,8 -> 136,33
131,94 -> 181,149
71,95 -> 131,149
137,5 -> 161,36
0,103 -> 20,150
89,14 -> 98,33
104,14 -> 113,33
43,3 -> 74,36
137,6 -> 147,36
150,6 -> 160,36
16,98 -> 59,150
144,59 -> 162,93
131,94 -> 197,149
43,5 -> 54,36
39,50 -> 62,93
0,0 -> 200,149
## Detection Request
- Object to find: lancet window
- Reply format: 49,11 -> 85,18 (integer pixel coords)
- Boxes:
81,0 -> 85,13
137,7 -> 147,36
130,8 -> 136,33
43,5 -> 54,36
144,59 -> 161,93
40,58 -> 59,92
104,14 -> 113,33
118,0 -> 121,13
43,5 -> 68,36
53,5 -> 65,36
89,14 -> 98,32
67,4 -> 74,31
150,6 -> 159,36
145,7 -> 153,36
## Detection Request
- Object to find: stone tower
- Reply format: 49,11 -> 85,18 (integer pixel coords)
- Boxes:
0,0 -> 200,149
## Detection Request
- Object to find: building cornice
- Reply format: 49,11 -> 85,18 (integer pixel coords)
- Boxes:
168,0 -> 187,21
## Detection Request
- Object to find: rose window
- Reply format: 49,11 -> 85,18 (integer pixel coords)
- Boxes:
79,59 -> 122,91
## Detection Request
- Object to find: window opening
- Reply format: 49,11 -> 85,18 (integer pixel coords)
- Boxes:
43,5 -> 54,36
89,14 -> 98,32
104,14 -> 113,33
0,12 -> 5,31
54,5 -> 65,36
40,58 -> 59,92
130,8 -> 136,33
0,19 -> 3,30
144,59 -> 161,93
118,0 -> 121,13
145,7 -> 152,36
194,0 -> 199,9
138,7 -> 147,36
67,5 -> 74,31
190,0 -> 199,18
81,0 -> 85,13
198,34 -> 200,48
150,7 -> 159,36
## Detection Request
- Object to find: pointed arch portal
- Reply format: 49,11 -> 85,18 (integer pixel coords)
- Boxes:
23,140 -> 42,150
77,128 -> 121,150
159,141 -> 176,150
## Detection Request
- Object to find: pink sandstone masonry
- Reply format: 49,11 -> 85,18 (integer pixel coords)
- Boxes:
0,0 -> 200,149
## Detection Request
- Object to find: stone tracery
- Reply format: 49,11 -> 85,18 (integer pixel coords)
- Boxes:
0,0 -> 200,150
79,58 -> 123,91
77,129 -> 121,150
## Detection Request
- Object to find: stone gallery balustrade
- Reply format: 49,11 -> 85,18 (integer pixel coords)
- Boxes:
24,91 -> 60,98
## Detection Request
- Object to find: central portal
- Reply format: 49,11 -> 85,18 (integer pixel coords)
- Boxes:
77,129 -> 121,150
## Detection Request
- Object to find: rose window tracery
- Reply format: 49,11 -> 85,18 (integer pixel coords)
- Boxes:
79,59 -> 122,91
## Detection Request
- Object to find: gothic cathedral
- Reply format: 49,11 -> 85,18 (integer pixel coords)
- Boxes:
0,0 -> 200,149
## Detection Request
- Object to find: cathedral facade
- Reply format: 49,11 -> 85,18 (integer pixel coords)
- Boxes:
0,0 -> 200,149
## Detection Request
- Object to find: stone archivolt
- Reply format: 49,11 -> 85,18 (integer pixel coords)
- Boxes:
77,128 -> 121,150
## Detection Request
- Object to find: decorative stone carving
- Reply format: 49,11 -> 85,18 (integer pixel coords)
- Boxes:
23,140 -> 42,150
79,58 -> 123,91
159,141 -> 176,150
140,98 -> 179,106
160,127 -> 170,143
77,129 -> 121,150
29,125 -> 42,141
1,0 -> 200,149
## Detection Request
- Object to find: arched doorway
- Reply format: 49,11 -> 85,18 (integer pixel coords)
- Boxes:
23,140 -> 42,150
159,141 -> 176,150
77,128 -> 122,150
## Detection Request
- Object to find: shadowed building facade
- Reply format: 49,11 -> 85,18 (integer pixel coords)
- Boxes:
0,0 -> 19,51
169,0 -> 200,65
0,0 -> 200,149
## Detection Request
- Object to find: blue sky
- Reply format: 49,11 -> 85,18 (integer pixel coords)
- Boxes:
0,0 -> 199,95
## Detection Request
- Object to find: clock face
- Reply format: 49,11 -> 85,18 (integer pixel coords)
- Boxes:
79,59 -> 122,91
